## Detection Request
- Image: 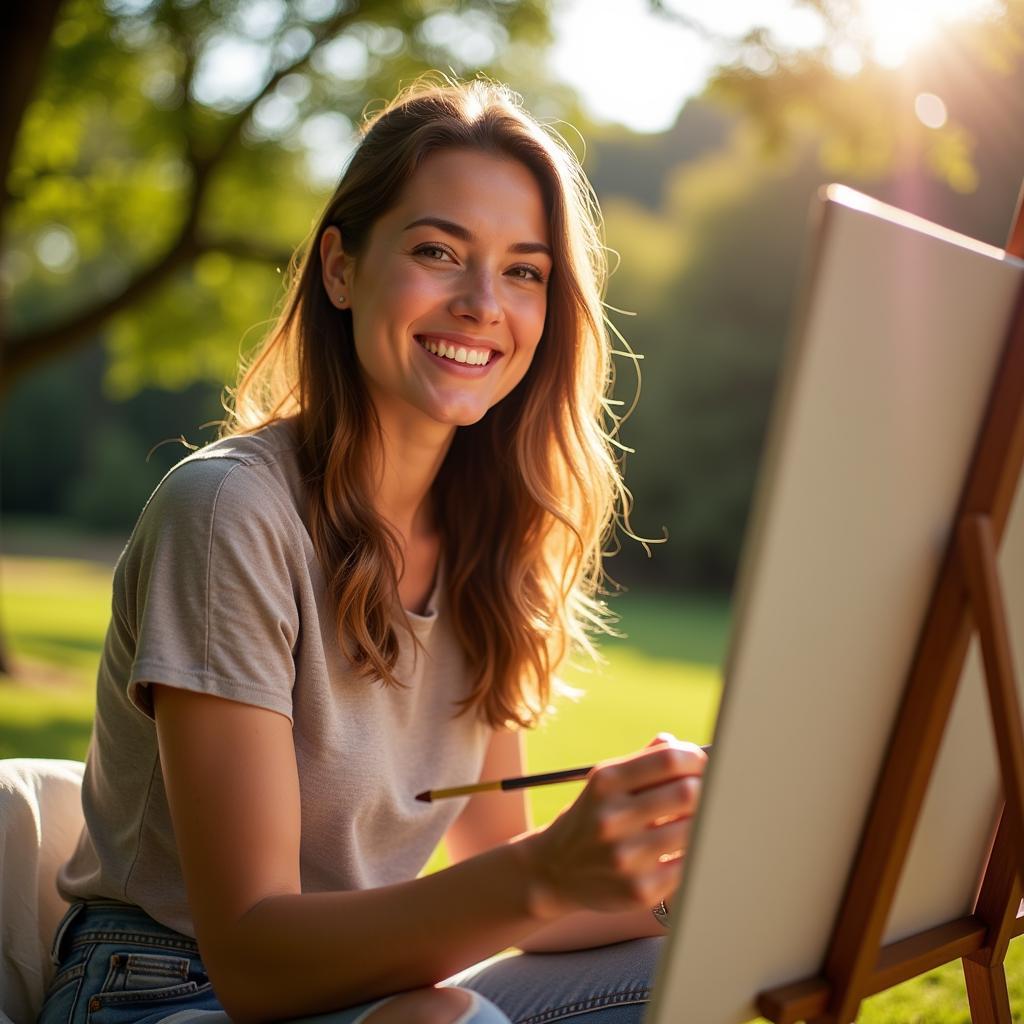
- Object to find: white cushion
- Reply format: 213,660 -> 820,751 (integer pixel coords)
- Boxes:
0,759 -> 85,1024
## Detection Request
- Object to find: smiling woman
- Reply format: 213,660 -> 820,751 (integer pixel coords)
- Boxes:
319,149 -> 551,431
39,75 -> 706,1024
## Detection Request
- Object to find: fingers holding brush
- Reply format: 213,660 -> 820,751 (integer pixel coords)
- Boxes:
519,738 -> 706,921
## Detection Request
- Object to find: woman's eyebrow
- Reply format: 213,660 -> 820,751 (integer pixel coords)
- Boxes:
403,216 -> 551,257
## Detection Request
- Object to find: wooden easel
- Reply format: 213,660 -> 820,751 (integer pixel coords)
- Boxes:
755,185 -> 1024,1024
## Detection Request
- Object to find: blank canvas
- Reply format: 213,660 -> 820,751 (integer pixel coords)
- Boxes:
647,185 -> 1024,1024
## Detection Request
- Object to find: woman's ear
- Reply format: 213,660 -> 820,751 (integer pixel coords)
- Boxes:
320,226 -> 354,309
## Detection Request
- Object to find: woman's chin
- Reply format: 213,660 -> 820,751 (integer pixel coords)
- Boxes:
424,400 -> 491,428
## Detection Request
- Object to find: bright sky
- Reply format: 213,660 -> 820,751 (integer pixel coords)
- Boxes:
548,0 -> 997,132
548,0 -> 817,132
182,0 -> 999,188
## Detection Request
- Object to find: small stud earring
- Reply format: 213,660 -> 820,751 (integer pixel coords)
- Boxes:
336,293 -> 345,305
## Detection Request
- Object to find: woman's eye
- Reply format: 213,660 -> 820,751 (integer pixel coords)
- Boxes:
509,264 -> 545,283
413,244 -> 453,261
411,245 -> 544,283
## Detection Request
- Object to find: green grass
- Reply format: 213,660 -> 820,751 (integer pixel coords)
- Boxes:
1,547 -> 1020,1022
0,555 -> 114,758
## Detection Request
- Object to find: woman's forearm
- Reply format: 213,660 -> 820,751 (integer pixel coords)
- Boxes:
213,835 -> 551,1024
514,905 -> 665,953
515,872 -> 679,953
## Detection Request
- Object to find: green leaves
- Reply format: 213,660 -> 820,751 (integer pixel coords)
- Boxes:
2,0 -> 557,392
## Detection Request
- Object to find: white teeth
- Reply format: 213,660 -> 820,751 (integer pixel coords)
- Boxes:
419,337 -> 492,367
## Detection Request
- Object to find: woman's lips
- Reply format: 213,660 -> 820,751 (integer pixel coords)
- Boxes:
414,335 -> 502,375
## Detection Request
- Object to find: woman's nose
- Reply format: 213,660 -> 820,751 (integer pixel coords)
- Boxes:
449,270 -> 503,325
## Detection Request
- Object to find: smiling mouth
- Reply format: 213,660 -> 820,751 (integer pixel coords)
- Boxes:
415,335 -> 497,367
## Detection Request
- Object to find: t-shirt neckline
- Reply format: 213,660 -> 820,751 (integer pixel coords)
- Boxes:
402,556 -> 444,624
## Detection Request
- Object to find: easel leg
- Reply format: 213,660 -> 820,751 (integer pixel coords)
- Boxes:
962,956 -> 1012,1024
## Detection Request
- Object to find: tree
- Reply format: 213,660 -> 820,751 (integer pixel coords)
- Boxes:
650,0 -> 1024,195
0,0 -> 558,395
0,0 -> 562,676
595,10 -> 1024,589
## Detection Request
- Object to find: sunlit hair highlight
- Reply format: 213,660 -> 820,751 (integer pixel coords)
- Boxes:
220,74 -> 637,730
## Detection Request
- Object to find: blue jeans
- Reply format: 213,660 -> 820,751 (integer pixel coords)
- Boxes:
39,900 -> 661,1024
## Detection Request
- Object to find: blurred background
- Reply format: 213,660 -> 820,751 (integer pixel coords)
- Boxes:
4,0 -> 1023,589
2,2 -> 1024,1014
4,0 -> 1024,716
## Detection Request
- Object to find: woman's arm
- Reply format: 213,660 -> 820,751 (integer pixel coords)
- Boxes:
153,686 -> 699,1024
514,905 -> 667,952
152,685 -> 550,1024
444,729 -> 670,954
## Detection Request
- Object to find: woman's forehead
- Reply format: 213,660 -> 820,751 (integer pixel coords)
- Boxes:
386,148 -> 550,243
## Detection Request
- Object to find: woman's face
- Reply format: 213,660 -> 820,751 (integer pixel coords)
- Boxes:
321,147 -> 552,434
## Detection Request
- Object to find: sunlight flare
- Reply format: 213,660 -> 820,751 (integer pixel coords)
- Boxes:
858,0 -> 999,66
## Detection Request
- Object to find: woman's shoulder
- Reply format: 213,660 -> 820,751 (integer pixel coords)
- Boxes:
149,442 -> 268,517
130,421 -> 304,554
154,420 -> 297,504
172,419 -> 296,476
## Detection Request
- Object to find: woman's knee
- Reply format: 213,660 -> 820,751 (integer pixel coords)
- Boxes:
361,986 -> 509,1024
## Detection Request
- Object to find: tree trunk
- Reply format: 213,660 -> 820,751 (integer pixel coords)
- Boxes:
0,0 -> 64,675
1,0 -> 64,234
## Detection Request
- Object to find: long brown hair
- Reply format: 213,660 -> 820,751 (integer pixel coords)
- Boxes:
221,74 -> 637,730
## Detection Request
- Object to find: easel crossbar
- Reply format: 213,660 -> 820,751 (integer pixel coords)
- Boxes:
757,911 -> 1024,1024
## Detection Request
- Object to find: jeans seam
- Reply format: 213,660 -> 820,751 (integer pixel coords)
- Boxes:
43,945 -> 91,1022
47,963 -> 87,996
89,980 -> 206,1007
67,964 -> 88,1022
121,953 -> 191,978
68,932 -> 199,955
516,986 -> 651,1024
51,901 -> 88,966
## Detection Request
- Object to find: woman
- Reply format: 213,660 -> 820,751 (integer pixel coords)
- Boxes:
39,76 -> 706,1024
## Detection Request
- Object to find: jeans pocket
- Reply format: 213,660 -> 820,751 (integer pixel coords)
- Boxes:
97,952 -> 195,996
86,951 -> 214,1024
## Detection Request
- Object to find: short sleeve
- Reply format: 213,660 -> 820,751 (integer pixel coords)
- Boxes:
124,457 -> 300,724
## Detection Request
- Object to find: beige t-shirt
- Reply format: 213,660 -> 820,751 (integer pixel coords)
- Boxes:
57,419 -> 491,937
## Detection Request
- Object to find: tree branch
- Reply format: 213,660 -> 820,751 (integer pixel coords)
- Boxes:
0,227 -> 200,392
0,227 -> 301,393
2,7 -> 356,394
0,0 -> 65,225
197,8 -> 358,174
201,235 -> 295,267
647,0 -> 737,47
161,2 -> 202,168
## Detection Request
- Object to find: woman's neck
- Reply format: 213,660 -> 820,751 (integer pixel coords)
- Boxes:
371,410 -> 454,545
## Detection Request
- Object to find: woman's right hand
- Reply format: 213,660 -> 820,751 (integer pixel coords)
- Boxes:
520,735 -> 706,920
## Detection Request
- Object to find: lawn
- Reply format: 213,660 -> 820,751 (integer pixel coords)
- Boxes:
1,539 -> 1020,1022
